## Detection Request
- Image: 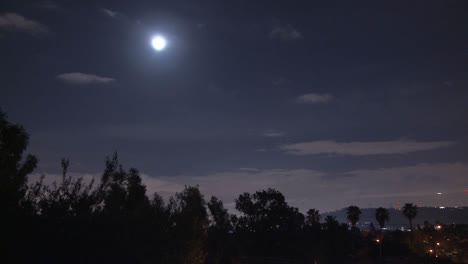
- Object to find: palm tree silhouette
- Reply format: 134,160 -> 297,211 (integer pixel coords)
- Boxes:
402,203 -> 418,249
375,207 -> 390,258
346,205 -> 361,229
324,215 -> 339,230
402,203 -> 417,231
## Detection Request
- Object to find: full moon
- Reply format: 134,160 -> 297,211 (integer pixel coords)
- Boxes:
151,36 -> 167,51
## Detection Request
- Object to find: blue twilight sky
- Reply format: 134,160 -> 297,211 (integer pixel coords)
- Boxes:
1,0 -> 467,212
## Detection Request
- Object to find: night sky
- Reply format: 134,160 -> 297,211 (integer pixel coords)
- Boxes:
1,0 -> 467,212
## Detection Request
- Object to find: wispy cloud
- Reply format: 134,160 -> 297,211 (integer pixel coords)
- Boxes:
270,24 -> 302,41
281,139 -> 455,156
57,72 -> 116,85
0,13 -> 48,35
296,93 -> 334,104
263,130 -> 285,138
101,8 -> 119,18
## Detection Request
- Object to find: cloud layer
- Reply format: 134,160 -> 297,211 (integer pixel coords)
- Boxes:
57,72 -> 116,85
297,93 -> 334,104
0,13 -> 48,34
281,140 -> 455,156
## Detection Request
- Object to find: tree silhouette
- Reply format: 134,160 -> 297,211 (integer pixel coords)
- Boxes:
35,158 -> 95,218
306,208 -> 321,226
208,196 -> 232,232
320,215 -> 354,263
207,196 -> 233,263
346,205 -> 362,229
375,207 -> 390,258
125,168 -> 150,215
402,203 -> 418,250
234,188 -> 305,259
235,188 -> 304,233
171,185 -> 208,264
375,207 -> 390,229
375,207 -> 390,231
0,110 -> 37,212
0,110 -> 38,263
402,203 -> 417,231
324,215 -> 339,231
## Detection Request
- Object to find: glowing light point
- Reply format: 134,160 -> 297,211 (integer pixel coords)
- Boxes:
151,36 -> 167,51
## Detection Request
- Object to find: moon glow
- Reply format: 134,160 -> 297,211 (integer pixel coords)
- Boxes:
151,36 -> 167,51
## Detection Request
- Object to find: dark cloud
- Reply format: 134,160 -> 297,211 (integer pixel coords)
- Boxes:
56,72 -> 116,85
281,140 -> 456,156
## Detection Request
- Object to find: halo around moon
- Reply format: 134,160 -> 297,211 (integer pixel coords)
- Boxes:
151,36 -> 167,51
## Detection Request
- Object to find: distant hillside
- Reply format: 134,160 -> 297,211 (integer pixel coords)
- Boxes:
323,207 -> 468,230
